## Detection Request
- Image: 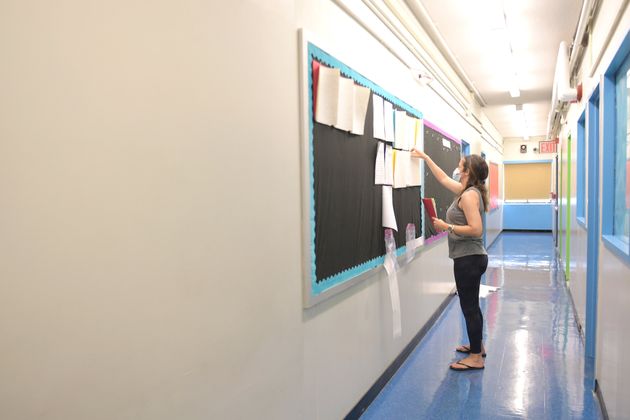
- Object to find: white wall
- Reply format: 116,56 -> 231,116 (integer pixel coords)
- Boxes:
0,1 -> 504,419
503,137 -> 558,161
0,1 -> 305,419
559,1 -> 630,418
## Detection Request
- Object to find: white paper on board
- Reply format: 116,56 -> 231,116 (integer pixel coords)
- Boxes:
372,94 -> 386,140
384,101 -> 395,143
393,150 -> 411,189
409,154 -> 421,186
442,138 -> 452,149
314,66 -> 340,126
351,85 -> 371,135
384,145 -> 394,185
414,118 -> 423,148
382,186 -> 397,231
374,142 -> 386,185
334,76 -> 354,131
394,111 -> 406,149
405,115 -> 416,151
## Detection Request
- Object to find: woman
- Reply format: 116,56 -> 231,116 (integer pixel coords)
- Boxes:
412,149 -> 489,371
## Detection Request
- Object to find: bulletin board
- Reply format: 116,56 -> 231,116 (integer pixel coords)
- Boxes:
300,34 -> 424,307
489,161 -> 500,210
504,161 -> 552,200
422,121 -> 462,241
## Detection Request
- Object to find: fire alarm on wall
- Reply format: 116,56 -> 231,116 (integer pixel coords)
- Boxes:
520,144 -> 527,153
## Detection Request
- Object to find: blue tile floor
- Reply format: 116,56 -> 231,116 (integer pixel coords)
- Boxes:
361,232 -> 603,419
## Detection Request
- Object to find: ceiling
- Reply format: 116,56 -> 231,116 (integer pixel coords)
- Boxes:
415,0 -> 583,140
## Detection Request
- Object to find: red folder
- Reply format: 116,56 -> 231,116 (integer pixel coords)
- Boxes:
422,198 -> 438,221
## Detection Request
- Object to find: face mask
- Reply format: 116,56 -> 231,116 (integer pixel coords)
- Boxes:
452,168 -> 461,182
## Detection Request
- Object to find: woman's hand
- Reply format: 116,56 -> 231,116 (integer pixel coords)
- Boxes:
432,218 -> 450,232
411,147 -> 428,159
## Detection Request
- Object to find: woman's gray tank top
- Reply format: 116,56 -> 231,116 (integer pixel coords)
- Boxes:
445,186 -> 487,259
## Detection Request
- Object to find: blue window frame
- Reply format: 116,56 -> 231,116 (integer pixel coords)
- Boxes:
602,30 -> 630,264
461,140 -> 470,156
577,111 -> 587,227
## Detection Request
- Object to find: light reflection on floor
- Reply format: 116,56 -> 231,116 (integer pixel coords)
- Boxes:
360,232 -> 603,420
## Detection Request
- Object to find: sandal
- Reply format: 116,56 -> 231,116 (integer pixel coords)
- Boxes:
450,360 -> 485,371
456,345 -> 487,357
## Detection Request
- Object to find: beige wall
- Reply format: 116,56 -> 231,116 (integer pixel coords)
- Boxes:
0,1 -> 504,419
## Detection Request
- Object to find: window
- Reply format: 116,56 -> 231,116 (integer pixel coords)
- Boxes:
576,111 -> 586,226
614,63 -> 630,243
504,161 -> 552,201
602,32 -> 630,263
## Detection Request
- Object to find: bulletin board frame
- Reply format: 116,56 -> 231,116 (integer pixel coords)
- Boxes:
298,30 -> 425,308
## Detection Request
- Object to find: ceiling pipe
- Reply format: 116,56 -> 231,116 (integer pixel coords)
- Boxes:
568,0 -> 595,73
546,0 -> 597,139
589,0 -> 629,77
401,0 -> 487,107
557,41 -> 579,104
329,0 -> 504,152
546,42 -> 576,138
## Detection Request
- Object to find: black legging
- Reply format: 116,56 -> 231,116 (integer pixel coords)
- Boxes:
453,254 -> 489,354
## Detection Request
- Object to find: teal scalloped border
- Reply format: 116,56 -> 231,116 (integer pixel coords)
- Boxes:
307,42 -> 423,297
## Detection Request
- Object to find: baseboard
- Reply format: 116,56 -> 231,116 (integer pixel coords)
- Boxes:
344,292 -> 455,420
486,231 -> 501,250
594,380 -> 610,420
502,229 -> 553,232
565,285 -> 585,345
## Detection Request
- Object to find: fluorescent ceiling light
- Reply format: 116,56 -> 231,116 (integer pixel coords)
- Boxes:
514,104 -> 528,138
488,2 -> 522,99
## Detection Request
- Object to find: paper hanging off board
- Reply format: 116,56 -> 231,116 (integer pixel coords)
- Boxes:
334,76 -> 354,131
394,110 -> 406,149
408,156 -> 421,187
372,94 -> 386,140
384,145 -> 394,185
384,101 -> 395,143
393,150 -> 407,189
374,142 -> 386,185
351,84 -> 371,135
314,65 -> 340,126
384,229 -> 402,338
382,186 -> 398,231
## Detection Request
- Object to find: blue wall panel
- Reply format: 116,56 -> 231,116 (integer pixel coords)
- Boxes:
503,203 -> 553,230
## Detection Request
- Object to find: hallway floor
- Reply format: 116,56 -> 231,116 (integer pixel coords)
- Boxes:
361,232 -> 603,419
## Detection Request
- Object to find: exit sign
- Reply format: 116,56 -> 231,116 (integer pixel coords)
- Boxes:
539,141 -> 557,153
